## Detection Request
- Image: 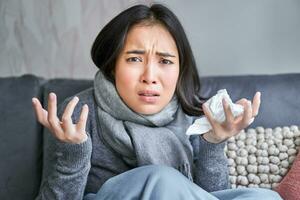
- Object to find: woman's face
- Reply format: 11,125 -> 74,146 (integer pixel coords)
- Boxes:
115,23 -> 180,115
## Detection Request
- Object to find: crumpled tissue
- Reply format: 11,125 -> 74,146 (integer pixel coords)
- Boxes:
186,89 -> 254,135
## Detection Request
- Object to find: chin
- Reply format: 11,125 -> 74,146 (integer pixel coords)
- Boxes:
135,106 -> 163,115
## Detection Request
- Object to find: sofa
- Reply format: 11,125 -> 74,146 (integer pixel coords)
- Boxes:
1,73 -> 300,200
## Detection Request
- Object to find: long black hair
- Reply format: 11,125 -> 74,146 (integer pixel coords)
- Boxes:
91,4 -> 205,116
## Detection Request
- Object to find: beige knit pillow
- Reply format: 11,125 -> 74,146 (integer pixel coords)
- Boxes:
225,126 -> 300,189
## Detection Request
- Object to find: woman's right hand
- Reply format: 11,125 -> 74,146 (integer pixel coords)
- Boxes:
32,92 -> 89,144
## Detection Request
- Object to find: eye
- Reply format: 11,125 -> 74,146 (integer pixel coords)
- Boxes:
159,59 -> 174,65
126,57 -> 142,62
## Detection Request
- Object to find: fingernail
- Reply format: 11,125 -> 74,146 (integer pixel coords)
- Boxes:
49,93 -> 55,99
32,98 -> 36,104
222,98 -> 228,106
73,96 -> 79,101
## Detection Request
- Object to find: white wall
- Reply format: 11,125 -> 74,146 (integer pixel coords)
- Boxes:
0,0 -> 151,79
160,0 -> 300,76
0,0 -> 299,78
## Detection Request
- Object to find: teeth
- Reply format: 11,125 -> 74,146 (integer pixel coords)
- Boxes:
143,94 -> 155,96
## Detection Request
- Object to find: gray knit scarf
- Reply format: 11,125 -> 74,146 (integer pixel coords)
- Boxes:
93,70 -> 194,180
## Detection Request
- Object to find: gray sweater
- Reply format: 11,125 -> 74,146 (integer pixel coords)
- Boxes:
36,88 -> 229,200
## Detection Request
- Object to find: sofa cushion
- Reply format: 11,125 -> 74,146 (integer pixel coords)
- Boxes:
41,78 -> 93,107
0,74 -> 45,200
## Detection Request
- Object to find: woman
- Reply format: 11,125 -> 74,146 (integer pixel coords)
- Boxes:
32,4 -> 282,200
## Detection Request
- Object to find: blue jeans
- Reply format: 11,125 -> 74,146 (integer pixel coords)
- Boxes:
84,165 -> 282,200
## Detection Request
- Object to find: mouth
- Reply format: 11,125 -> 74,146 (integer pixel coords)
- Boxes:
138,90 -> 160,97
138,90 -> 160,103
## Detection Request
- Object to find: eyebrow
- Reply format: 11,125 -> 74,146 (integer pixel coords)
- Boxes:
125,50 -> 176,58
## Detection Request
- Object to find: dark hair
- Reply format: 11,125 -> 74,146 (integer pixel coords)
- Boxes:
91,4 -> 205,116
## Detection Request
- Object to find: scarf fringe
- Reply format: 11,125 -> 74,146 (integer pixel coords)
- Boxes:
177,163 -> 193,181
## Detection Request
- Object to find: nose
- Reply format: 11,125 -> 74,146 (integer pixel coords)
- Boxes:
140,61 -> 157,84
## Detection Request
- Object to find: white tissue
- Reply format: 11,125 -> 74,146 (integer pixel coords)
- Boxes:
186,89 -> 254,135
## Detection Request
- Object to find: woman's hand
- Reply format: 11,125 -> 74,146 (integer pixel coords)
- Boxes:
32,92 -> 89,144
202,92 -> 261,143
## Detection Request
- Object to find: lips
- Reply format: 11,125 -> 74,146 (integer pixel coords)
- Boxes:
138,90 -> 160,103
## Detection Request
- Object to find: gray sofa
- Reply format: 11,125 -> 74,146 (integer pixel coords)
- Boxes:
1,73 -> 300,200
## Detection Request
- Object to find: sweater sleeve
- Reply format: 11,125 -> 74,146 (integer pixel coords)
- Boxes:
35,97 -> 92,200
190,135 -> 230,192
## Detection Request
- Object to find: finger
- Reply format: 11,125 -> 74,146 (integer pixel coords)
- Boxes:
236,98 -> 247,106
202,103 -> 217,128
61,96 -> 79,131
47,93 -> 63,135
239,100 -> 253,129
235,115 -> 244,124
222,98 -> 234,124
252,91 -> 261,117
32,97 -> 51,129
76,104 -> 89,132
235,98 -> 248,123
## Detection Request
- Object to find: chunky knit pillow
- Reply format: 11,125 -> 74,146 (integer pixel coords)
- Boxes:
225,126 -> 300,189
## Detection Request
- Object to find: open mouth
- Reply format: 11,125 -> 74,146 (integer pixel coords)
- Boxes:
138,90 -> 160,97
139,93 -> 160,96
138,90 -> 160,103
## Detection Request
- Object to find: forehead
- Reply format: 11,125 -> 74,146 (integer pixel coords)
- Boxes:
123,23 -> 178,53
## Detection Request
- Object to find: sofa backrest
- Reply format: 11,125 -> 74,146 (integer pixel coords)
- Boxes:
200,73 -> 300,128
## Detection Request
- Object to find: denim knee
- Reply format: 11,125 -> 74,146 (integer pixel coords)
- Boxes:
142,165 -> 191,190
95,165 -> 215,200
143,165 -> 184,182
100,165 -> 184,190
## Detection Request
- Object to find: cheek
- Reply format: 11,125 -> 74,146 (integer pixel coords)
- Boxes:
162,68 -> 179,91
118,72 -> 134,85
115,67 -> 139,93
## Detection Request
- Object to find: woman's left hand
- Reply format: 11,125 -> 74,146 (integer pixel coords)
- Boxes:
202,92 -> 261,143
